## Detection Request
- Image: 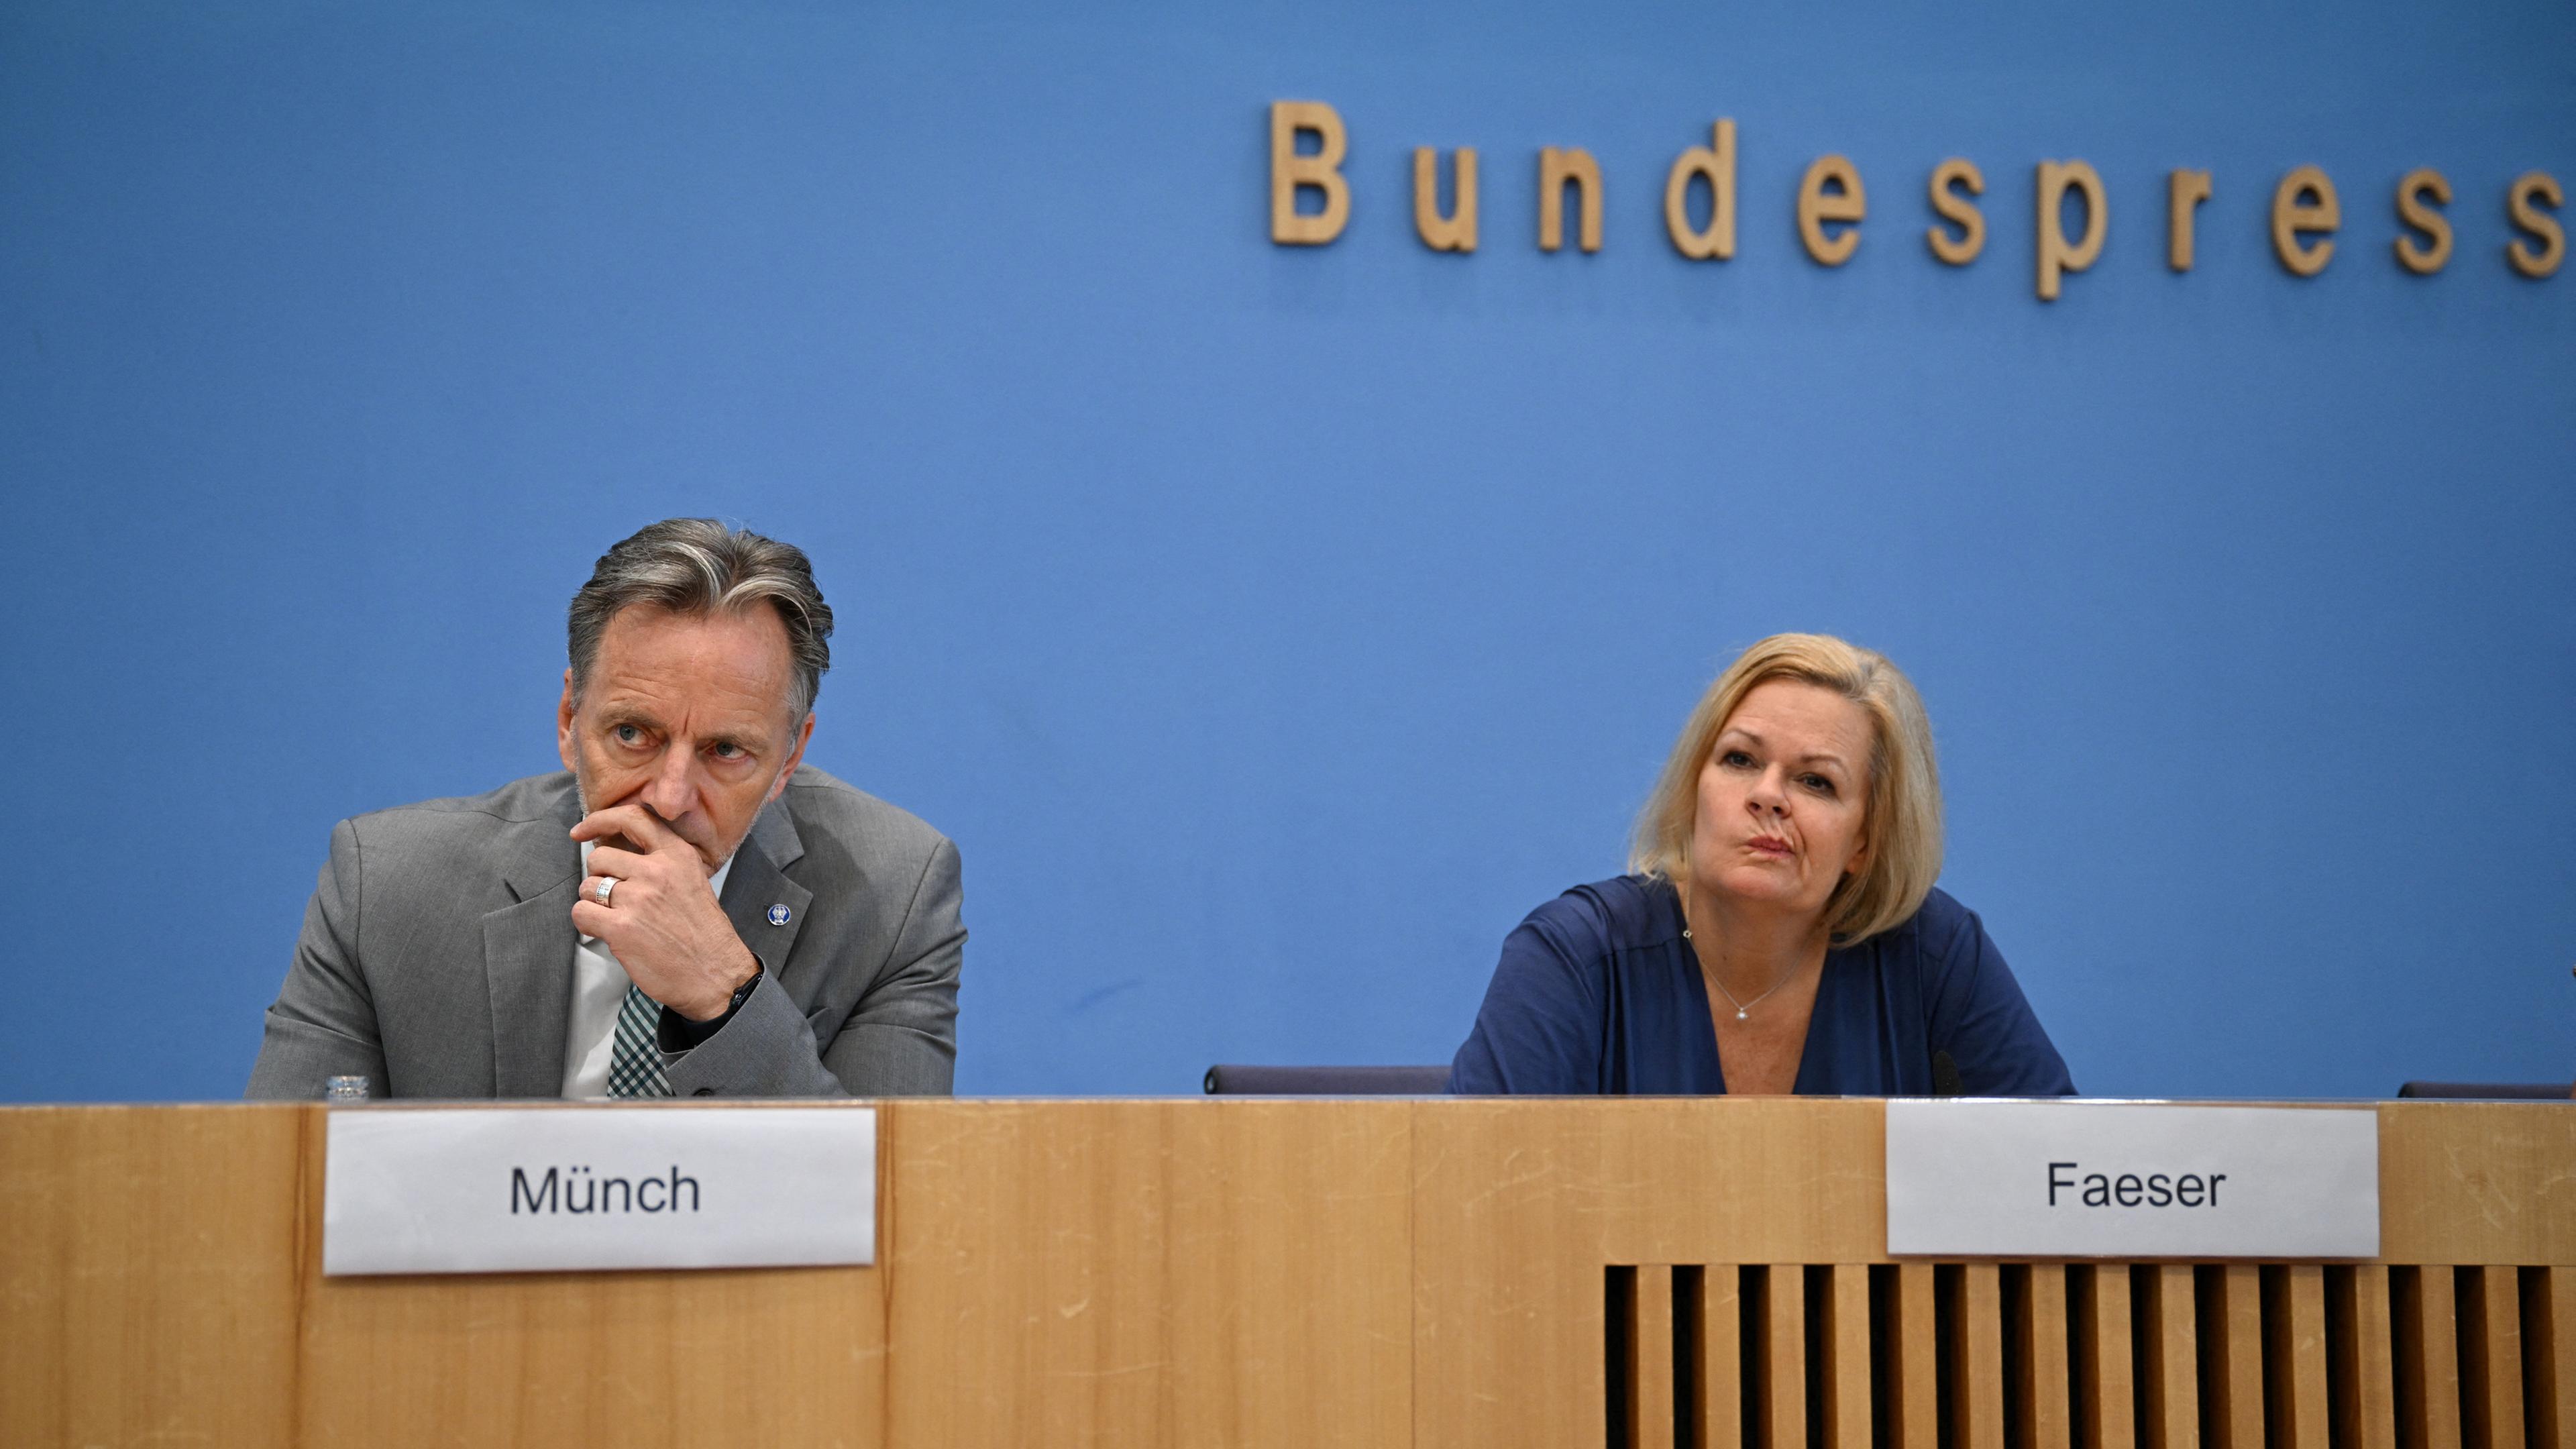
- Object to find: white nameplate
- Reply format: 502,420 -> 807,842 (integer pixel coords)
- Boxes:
323,1106 -> 875,1275
1886,1101 -> 2378,1258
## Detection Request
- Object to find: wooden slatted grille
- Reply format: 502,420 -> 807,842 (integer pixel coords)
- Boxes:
1607,1264 -> 2576,1449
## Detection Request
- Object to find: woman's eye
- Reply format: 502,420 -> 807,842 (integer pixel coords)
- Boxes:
1720,749 -> 1754,768
1802,774 -> 1836,796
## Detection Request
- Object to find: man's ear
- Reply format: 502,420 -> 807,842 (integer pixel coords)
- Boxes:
555,670 -> 580,773
765,712 -> 816,806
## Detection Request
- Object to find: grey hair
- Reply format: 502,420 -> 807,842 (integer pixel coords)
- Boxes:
568,518 -> 834,718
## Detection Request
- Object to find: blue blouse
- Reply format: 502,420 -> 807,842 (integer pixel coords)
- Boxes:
1448,875 -> 2074,1096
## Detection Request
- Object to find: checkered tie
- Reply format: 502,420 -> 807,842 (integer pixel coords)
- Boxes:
606,983 -> 674,1098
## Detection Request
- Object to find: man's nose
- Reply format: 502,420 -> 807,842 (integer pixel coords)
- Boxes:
641,747 -> 697,822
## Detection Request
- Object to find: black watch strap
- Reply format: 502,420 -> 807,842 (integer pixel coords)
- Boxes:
661,965 -> 764,1051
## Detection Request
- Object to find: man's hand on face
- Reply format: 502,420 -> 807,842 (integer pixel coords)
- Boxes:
570,803 -> 760,1022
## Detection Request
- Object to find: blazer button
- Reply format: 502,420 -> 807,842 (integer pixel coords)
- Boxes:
692,1087 -> 716,1097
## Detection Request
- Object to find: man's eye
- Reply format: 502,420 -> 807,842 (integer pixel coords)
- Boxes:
710,742 -> 742,760
614,724 -> 643,745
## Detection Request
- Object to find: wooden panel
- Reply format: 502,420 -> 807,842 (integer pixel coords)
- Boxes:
2379,1102 -> 2576,1265
2398,1264 -> 2465,1449
2267,1265 -> 2330,1449
2530,1267 -> 2573,1449
2460,1265 -> 2524,1449
2078,1263 -> 2137,1449
2018,1265 -> 2073,1449
301,1263 -> 885,1446
1695,1265 -> 1745,1449
1411,1098 -> 1882,1449
11,1098 -> 2576,1449
1959,1264 -> 2006,1449
0,1104 -> 305,1449
1631,1265 -> 1678,1449
2201,1265 -> 2265,1449
295,1106 -> 885,1449
2139,1265 -> 2200,1449
887,1099 -> 1410,1449
1764,1265 -> 1808,1449
1892,1263 -> 1937,1449
2332,1265 -> 2398,1449
1825,1265 -> 1870,1449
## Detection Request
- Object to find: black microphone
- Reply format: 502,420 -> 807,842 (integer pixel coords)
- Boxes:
1932,1050 -> 1965,1098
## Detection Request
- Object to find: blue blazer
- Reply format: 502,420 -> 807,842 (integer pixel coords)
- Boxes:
1448,875 -> 2074,1095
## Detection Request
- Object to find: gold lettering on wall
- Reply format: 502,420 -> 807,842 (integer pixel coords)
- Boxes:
2508,172 -> 2565,278
2036,160 -> 2106,301
1538,148 -> 1603,253
1926,158 -> 1985,265
1413,148 -> 1479,252
2271,166 -> 2340,276
1664,121 -> 1737,260
2167,170 -> 2212,272
1256,97 -> 2564,295
1269,101 -> 1350,245
2393,168 -> 2453,275
1796,155 -> 1866,266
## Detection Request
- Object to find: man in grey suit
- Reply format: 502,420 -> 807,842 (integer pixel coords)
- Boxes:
248,519 -> 963,1099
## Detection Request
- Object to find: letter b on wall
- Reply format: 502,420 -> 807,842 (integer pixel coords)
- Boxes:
1270,101 -> 1350,245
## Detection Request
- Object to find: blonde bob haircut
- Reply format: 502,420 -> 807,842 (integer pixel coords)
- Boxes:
1629,633 -> 1943,945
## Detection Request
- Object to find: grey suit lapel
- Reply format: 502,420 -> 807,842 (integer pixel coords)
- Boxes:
720,792 -> 813,983
485,779 -> 583,1098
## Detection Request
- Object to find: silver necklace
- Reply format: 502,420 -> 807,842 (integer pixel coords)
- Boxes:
1681,927 -> 1793,1021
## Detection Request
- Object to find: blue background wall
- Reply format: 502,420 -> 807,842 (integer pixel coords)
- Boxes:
3,0 -> 2569,1102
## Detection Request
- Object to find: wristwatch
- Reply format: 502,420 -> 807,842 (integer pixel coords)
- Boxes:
661,963 -> 767,1053
722,965 -> 764,1018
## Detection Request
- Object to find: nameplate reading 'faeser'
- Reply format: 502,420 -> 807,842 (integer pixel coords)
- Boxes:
322,1106 -> 876,1275
1884,1100 -> 2377,1258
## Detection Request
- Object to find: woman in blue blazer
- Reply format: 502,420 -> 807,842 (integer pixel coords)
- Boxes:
1449,633 -> 2073,1097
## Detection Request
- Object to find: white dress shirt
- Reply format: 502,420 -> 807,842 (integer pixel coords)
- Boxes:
561,839 -> 735,1099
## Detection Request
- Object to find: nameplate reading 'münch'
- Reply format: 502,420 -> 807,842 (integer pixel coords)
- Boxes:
323,1106 -> 875,1275
1884,1101 -> 2377,1258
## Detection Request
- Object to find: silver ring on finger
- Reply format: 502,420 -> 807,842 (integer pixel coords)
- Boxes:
594,876 -> 616,905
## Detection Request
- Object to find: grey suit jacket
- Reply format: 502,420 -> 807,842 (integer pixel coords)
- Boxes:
246,767 -> 963,1099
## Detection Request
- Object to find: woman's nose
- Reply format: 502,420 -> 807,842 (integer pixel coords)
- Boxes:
1748,768 -> 1790,812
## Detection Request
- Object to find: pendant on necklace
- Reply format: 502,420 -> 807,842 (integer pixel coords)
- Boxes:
1735,1008 -> 1748,1020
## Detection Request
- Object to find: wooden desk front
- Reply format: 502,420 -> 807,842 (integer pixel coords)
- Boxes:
3,1099 -> 2569,1448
